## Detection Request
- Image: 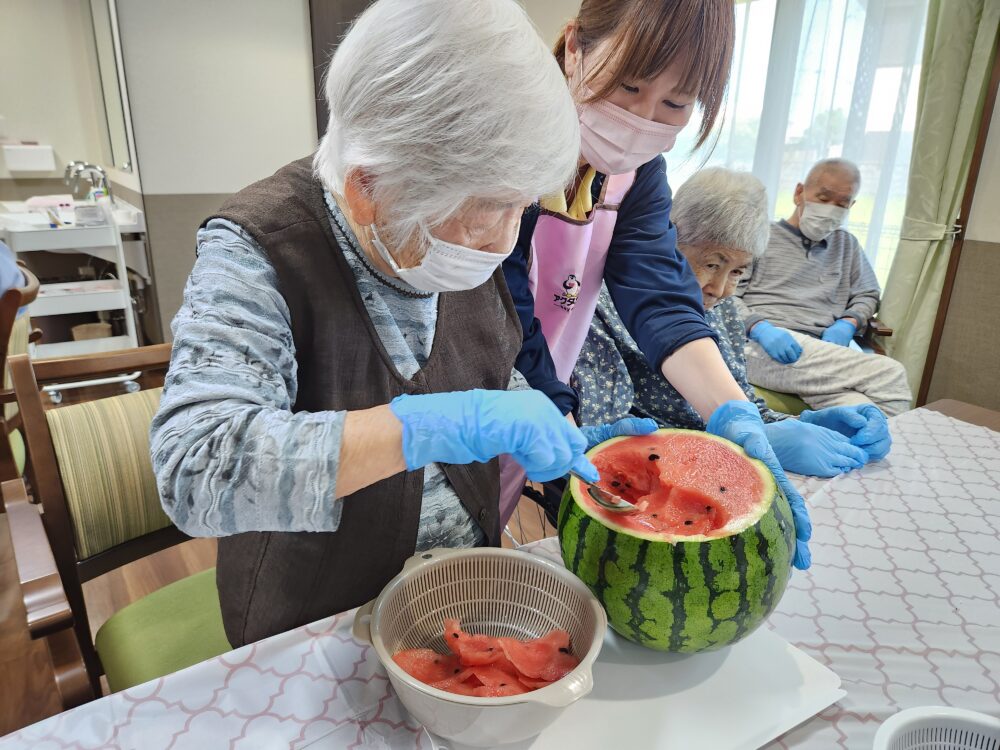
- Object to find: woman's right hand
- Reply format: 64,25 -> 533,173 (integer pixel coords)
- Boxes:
389,390 -> 599,483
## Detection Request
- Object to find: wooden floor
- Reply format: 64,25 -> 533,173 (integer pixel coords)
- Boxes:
0,371 -> 556,735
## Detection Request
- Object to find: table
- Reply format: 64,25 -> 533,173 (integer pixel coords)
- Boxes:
3,406 -> 998,749
925,398 -> 1000,431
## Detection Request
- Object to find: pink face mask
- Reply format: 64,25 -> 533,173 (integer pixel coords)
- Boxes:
570,58 -> 686,175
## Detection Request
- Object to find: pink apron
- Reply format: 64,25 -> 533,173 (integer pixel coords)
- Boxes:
499,170 -> 637,527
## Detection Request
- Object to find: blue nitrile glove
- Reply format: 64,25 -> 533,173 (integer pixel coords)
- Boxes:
749,321 -> 802,364
763,419 -> 868,477
579,417 -> 659,451
389,390 -> 599,483
820,319 -> 857,347
800,404 -> 892,461
707,400 -> 812,570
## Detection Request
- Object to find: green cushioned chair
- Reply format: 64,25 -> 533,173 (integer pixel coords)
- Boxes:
3,344 -> 230,708
754,386 -> 809,417
95,568 -> 230,693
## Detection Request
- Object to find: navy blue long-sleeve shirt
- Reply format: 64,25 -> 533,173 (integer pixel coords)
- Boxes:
503,155 -> 715,415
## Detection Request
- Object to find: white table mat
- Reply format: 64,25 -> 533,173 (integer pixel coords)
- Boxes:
3,408 -> 998,749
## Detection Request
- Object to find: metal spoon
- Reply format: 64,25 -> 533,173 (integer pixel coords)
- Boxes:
568,470 -> 637,512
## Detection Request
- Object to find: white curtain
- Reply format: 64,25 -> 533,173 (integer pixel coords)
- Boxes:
669,0 -> 929,285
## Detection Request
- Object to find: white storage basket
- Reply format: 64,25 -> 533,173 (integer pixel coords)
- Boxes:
873,707 -> 1000,750
353,547 -> 606,747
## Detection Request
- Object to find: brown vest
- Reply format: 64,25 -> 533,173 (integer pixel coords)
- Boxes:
208,157 -> 522,646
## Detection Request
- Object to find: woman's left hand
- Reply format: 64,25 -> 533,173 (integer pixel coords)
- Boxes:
799,405 -> 891,461
579,417 -> 659,452
763,419 -> 868,477
707,400 -> 812,570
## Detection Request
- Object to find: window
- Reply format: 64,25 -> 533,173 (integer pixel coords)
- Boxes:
670,0 -> 929,284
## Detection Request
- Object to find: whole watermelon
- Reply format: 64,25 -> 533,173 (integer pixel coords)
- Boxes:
558,429 -> 795,653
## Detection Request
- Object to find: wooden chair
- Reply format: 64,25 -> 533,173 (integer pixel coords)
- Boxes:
863,316 -> 893,355
0,262 -> 42,483
1,345 -> 230,707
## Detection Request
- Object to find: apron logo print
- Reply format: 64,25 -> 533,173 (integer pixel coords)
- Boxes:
553,274 -> 581,311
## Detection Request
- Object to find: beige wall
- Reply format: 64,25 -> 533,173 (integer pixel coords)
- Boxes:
966,93 -> 1000,244
116,0 -> 317,335
925,93 -> 1000,408
926,240 -> 1000,410
116,0 -> 316,196
521,0 -> 579,47
0,0 -> 110,180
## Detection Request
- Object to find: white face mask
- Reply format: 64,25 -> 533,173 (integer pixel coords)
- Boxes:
369,224 -> 511,293
570,58 -> 686,175
799,201 -> 849,242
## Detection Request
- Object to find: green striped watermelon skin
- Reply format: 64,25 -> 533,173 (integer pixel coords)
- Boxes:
558,480 -> 795,653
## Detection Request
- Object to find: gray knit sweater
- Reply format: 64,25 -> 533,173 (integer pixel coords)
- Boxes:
733,220 -> 880,336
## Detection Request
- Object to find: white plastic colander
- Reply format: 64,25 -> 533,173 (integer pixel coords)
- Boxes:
352,547 -> 607,747
873,707 -> 1000,750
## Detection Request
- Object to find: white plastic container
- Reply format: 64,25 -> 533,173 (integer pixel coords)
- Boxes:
352,547 -> 607,748
873,706 -> 1000,750
2,144 -> 56,172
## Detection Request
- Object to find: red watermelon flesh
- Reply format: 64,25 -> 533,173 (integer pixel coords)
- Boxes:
588,432 -> 767,538
394,620 -> 580,698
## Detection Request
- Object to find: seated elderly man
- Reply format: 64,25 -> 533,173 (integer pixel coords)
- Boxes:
735,158 -> 911,416
573,167 -> 891,483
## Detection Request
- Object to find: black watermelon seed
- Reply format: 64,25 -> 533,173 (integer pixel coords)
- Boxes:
434,658 -> 440,664
559,647 -> 570,653
651,513 -> 658,518
684,520 -> 693,526
454,668 -> 460,673
487,647 -> 494,651
611,481 -> 621,487
719,486 -> 726,492
705,506 -> 712,512
452,633 -> 459,638
501,683 -> 507,687
648,454 -> 660,461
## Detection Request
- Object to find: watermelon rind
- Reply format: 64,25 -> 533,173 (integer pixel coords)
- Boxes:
558,429 -> 795,653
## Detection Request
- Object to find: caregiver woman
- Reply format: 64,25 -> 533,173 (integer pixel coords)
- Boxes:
151,0 -> 595,646
503,0 -> 812,569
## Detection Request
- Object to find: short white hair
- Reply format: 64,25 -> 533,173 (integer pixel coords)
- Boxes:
314,0 -> 580,246
806,158 -> 861,190
672,167 -> 770,259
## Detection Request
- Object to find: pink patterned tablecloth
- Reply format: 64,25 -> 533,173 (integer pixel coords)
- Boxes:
2,408 -> 998,749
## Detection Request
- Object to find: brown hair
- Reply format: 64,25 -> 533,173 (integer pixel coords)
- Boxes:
554,0 -> 735,147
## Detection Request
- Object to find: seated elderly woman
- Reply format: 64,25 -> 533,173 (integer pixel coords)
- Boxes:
573,167 -> 892,481
150,0 -> 608,646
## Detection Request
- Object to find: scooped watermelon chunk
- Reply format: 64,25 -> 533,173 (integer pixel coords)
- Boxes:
392,648 -> 462,683
430,668 -> 478,694
445,619 -> 494,661
394,619 -> 581,698
470,664 -> 524,688
499,630 -> 577,682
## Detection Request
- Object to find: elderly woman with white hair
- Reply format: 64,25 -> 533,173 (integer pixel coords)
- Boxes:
150,0 -> 626,646
569,168 -> 891,504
